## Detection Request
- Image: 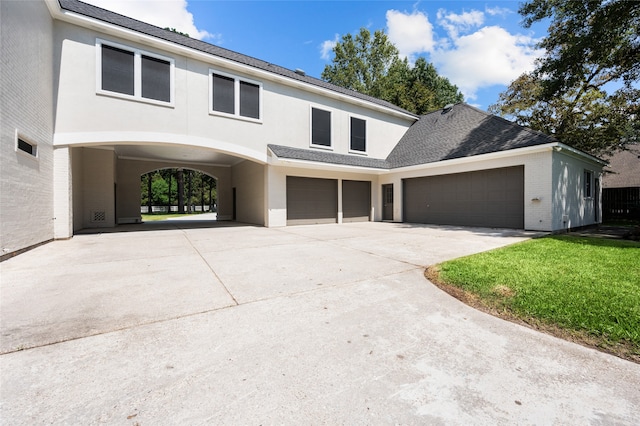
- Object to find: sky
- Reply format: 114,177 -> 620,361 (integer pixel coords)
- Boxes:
82,0 -> 550,111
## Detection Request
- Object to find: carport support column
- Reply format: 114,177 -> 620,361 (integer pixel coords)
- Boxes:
53,146 -> 73,239
337,179 -> 343,224
265,166 -> 286,227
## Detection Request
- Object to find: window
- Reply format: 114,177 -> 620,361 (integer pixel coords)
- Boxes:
350,117 -> 366,152
15,133 -> 37,158
311,107 -> 331,148
210,70 -> 262,121
97,39 -> 174,105
584,170 -> 593,198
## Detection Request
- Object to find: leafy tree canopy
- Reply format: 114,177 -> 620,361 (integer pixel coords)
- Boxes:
321,28 -> 463,115
491,0 -> 639,156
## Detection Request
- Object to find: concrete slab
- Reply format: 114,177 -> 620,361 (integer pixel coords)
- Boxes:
1,222 -> 638,424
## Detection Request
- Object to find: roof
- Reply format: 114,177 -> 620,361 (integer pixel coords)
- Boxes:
270,103 -> 560,169
603,148 -> 640,188
57,0 -> 415,117
268,145 -> 389,169
385,103 -> 556,168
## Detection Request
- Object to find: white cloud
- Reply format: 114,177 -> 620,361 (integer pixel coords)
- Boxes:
320,34 -> 339,60
386,9 -> 435,60
436,9 -> 484,38
485,6 -> 514,17
82,0 -> 216,41
430,26 -> 543,100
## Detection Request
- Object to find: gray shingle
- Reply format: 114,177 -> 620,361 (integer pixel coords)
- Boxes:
386,103 -> 557,168
58,0 -> 415,117
268,145 -> 389,169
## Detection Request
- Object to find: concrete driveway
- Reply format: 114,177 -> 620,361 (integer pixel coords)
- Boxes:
1,221 -> 638,424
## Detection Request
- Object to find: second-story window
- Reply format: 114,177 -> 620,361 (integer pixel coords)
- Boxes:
210,70 -> 262,121
311,107 -> 332,148
98,40 -> 174,105
350,117 -> 366,153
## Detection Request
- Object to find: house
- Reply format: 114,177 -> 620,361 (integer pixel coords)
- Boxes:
602,148 -> 640,221
0,0 -> 605,260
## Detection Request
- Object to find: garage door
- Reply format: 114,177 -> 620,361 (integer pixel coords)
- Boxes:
342,180 -> 371,222
403,166 -> 524,229
287,176 -> 337,225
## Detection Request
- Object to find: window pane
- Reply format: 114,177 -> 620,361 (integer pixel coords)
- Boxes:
102,45 -> 134,96
142,55 -> 171,102
312,108 -> 331,146
239,81 -> 260,119
212,74 -> 235,114
350,117 -> 366,151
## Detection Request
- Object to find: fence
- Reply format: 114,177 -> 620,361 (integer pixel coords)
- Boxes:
140,205 -> 216,214
602,187 -> 640,221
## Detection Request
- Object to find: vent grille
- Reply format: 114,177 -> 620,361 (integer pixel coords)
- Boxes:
91,211 -> 106,222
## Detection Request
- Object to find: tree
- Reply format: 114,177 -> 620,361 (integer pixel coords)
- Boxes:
519,0 -> 639,100
490,0 -> 640,156
322,28 -> 463,115
489,73 -> 639,155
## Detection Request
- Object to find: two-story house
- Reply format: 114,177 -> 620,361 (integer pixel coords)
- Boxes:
1,0 -> 605,260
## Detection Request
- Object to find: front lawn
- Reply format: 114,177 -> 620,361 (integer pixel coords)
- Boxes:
428,235 -> 640,362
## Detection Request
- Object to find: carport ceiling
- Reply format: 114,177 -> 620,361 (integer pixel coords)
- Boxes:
113,144 -> 244,167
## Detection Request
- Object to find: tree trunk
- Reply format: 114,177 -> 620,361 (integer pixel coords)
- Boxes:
147,173 -> 152,214
177,169 -> 184,214
201,175 -> 205,212
167,170 -> 172,213
187,170 -> 192,214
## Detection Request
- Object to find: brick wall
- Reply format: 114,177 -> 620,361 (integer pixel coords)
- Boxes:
0,1 -> 55,256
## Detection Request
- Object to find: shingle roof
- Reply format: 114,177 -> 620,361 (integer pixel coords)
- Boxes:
58,0 -> 415,117
603,148 -> 640,188
268,145 -> 389,169
385,103 -> 557,168
269,104 -> 559,169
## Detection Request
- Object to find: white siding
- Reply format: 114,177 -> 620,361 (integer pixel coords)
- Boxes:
0,0 -> 55,256
552,150 -> 602,230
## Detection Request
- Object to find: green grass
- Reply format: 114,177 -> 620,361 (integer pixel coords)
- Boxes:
434,235 -> 640,359
141,212 -> 207,221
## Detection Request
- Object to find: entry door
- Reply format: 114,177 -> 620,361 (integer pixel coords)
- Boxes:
382,184 -> 393,220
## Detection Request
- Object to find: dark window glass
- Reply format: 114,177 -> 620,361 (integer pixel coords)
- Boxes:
101,45 -> 134,96
350,117 -> 366,152
17,138 -> 36,156
584,171 -> 592,197
239,81 -> 260,119
212,73 -> 235,114
141,55 -> 171,102
312,108 -> 331,147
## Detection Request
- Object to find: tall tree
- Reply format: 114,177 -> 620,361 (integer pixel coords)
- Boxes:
491,0 -> 640,156
322,28 -> 463,114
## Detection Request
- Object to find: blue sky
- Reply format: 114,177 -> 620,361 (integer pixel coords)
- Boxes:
83,0 -> 550,111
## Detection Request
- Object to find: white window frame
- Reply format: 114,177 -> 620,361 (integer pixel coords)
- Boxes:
309,106 -> 333,150
349,115 -> 367,155
209,69 -> 263,123
584,169 -> 594,199
14,130 -> 38,159
96,39 -> 175,107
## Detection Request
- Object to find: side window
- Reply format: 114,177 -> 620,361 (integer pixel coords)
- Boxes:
350,117 -> 366,153
97,40 -> 174,105
210,70 -> 262,121
311,107 -> 331,148
584,170 -> 593,198
15,132 -> 37,158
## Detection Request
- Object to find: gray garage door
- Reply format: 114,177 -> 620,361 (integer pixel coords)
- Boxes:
403,166 -> 524,229
287,176 -> 338,225
342,180 -> 371,222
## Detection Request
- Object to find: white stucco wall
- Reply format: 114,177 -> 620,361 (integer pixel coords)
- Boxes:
52,23 -> 414,163
0,0 -> 56,256
383,148 -> 555,231
231,161 -> 266,225
552,150 -> 603,230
